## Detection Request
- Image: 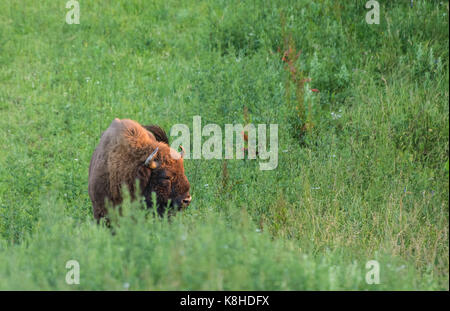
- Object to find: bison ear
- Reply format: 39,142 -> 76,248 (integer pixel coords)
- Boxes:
144,146 -> 160,169
147,160 -> 159,169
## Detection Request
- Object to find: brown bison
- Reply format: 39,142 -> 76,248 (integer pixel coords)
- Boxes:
88,118 -> 191,221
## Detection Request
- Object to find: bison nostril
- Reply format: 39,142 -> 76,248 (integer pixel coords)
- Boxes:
182,196 -> 192,205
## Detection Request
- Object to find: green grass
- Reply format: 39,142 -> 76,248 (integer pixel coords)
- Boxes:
0,0 -> 448,290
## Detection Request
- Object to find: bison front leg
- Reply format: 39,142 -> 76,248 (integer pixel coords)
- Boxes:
92,200 -> 111,227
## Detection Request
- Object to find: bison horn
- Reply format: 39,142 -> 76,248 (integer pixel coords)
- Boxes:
144,147 -> 159,167
179,145 -> 185,158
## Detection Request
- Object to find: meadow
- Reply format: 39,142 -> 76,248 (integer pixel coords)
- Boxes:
0,0 -> 448,290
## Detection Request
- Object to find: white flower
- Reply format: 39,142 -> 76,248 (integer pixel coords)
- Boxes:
331,111 -> 342,120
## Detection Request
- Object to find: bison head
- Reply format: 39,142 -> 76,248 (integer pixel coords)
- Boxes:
138,143 -> 191,215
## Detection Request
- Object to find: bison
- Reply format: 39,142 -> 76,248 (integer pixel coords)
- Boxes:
88,118 -> 191,222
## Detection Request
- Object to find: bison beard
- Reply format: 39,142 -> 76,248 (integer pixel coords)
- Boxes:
88,118 -> 191,223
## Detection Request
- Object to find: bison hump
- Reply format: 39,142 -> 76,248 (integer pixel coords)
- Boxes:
143,125 -> 169,145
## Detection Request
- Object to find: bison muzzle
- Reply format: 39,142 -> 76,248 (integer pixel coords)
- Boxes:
88,118 -> 191,221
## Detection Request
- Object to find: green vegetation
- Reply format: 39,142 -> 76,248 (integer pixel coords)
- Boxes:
0,0 -> 448,290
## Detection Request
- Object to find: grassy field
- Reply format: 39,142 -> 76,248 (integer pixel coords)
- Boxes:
0,0 -> 448,290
